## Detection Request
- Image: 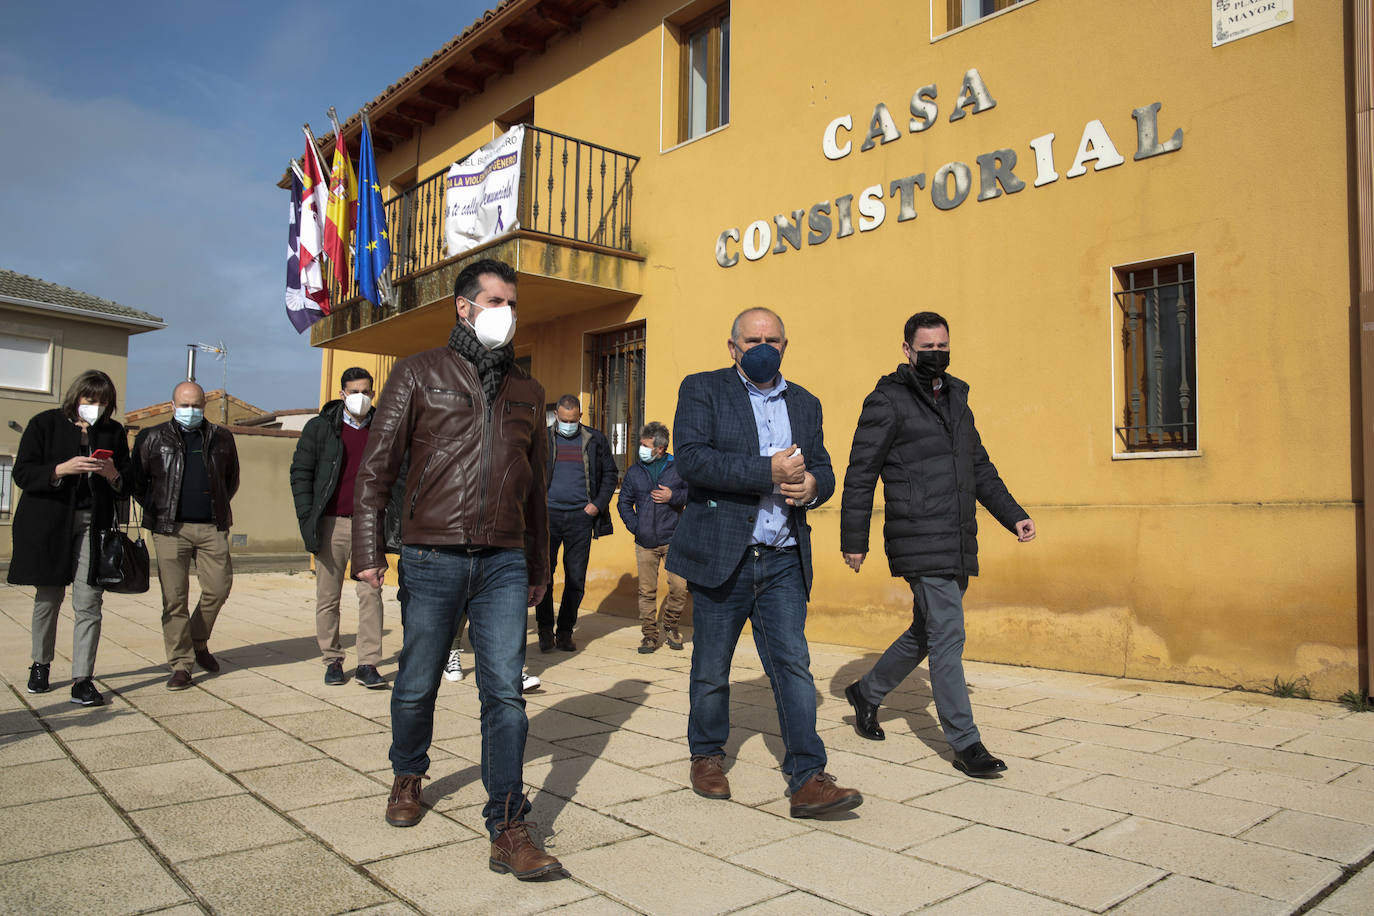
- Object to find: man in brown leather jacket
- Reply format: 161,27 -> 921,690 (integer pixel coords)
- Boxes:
353,257 -> 560,880
131,381 -> 239,691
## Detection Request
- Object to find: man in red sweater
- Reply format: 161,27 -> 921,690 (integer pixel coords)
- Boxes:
290,368 -> 387,688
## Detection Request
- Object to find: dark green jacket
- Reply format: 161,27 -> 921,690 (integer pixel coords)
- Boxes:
289,399 -> 374,555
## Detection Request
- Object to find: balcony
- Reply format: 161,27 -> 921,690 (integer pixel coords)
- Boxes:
310,126 -> 643,355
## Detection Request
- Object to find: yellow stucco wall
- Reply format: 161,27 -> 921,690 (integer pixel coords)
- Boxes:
334,0 -> 1361,696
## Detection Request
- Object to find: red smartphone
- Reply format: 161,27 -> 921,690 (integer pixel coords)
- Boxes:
90,449 -> 113,461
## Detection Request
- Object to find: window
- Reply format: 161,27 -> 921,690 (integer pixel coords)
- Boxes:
0,332 -> 53,392
945,0 -> 1024,31
589,324 -> 645,475
0,455 -> 12,518
679,5 -> 730,143
1113,256 -> 1198,453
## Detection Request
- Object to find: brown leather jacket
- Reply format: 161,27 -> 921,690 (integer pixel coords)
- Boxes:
352,345 -> 549,585
131,420 -> 240,535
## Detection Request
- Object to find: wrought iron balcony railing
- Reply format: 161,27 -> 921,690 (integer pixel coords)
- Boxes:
324,126 -> 638,310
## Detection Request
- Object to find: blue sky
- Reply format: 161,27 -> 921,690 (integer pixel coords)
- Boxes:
0,0 -> 496,410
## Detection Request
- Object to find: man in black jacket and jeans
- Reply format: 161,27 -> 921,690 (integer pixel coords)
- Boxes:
536,394 -> 617,652
290,367 -> 387,689
839,312 -> 1035,778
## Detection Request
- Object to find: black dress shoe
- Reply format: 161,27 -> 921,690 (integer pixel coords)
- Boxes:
844,682 -> 885,741
537,628 -> 555,653
952,741 -> 1007,778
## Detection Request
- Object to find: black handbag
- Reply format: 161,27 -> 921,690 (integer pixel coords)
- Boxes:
96,502 -> 150,594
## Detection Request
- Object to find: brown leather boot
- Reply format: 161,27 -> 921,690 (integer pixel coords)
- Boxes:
788,771 -> 862,818
489,810 -> 562,880
690,755 -> 731,799
385,772 -> 427,827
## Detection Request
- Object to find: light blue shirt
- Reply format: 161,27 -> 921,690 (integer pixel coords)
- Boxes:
739,370 -> 796,547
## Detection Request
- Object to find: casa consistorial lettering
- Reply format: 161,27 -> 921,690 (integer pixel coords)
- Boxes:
714,69 -> 1184,269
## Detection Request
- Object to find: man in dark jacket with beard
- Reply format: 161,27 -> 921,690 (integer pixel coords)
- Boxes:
290,367 -> 386,689
839,311 -> 1035,779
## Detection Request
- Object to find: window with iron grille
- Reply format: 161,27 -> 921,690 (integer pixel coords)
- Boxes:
945,0 -> 1025,31
589,324 -> 645,476
1114,256 -> 1198,453
0,455 -> 13,518
679,5 -> 730,142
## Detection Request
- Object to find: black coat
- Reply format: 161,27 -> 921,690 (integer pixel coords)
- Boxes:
617,456 -> 687,548
840,364 -> 1026,579
7,408 -> 130,587
289,399 -> 376,555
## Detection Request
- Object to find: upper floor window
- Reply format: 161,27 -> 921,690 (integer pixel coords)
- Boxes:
0,331 -> 53,393
945,0 -> 1025,32
1113,256 -> 1198,454
680,5 -> 730,143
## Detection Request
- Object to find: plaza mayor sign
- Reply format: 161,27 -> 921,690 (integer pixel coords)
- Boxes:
714,69 -> 1183,268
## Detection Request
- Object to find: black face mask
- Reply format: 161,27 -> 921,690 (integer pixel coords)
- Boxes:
911,349 -> 950,380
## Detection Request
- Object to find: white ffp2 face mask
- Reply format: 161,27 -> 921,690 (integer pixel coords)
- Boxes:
469,304 -> 516,349
344,392 -> 372,417
77,404 -> 102,425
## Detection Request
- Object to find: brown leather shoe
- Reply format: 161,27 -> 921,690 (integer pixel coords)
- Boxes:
489,821 -> 562,880
166,670 -> 192,691
385,772 -> 427,827
690,755 -> 731,799
788,772 -> 863,818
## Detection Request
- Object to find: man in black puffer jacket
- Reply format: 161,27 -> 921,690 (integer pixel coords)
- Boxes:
839,311 -> 1036,779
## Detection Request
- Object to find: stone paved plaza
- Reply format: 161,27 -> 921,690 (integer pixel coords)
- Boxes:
1,572 -> 1372,915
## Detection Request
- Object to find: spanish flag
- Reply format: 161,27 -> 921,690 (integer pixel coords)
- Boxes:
324,111 -> 358,292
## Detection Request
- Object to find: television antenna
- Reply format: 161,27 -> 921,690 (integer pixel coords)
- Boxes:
185,341 -> 230,423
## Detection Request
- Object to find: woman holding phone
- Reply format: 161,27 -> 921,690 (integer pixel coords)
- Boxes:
8,369 -> 130,706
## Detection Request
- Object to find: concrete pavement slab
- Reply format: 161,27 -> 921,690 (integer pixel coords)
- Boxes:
1195,770 -> 1374,825
177,837 -> 394,915
912,780 -> 1127,843
292,796 -> 481,863
128,793 -> 304,862
0,757 -> 96,807
235,758 -> 385,810
64,727 -> 198,771
607,787 -> 807,857
731,831 -> 979,915
0,793 -> 134,864
755,793 -> 967,852
190,728 -> 324,771
567,834 -> 786,916
1238,809 -> 1374,864
0,839 -> 189,916
1159,737 -> 1358,782
93,757 -> 245,811
1108,875 -> 1291,916
1312,860 -> 1374,914
366,840 -> 595,915
1055,774 -> 1278,835
915,881 -> 1094,914
909,824 -> 1165,911
1078,817 -> 1342,904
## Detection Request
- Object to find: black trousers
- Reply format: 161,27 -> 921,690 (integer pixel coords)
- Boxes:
535,508 -> 595,634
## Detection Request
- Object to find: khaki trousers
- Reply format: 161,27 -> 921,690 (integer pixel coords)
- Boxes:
635,543 -> 688,639
153,523 -> 232,673
315,515 -> 384,666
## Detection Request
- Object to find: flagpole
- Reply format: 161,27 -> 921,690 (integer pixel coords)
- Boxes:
289,159 -> 306,186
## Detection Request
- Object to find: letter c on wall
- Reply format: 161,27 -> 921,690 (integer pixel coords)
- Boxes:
716,228 -> 740,267
823,115 -> 853,160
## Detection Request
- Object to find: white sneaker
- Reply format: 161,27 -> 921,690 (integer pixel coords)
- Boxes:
443,649 -> 464,682
521,668 -> 541,692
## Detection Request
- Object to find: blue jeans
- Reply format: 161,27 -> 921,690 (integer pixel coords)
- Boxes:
391,545 -> 530,838
535,508 -> 594,634
687,546 -> 826,793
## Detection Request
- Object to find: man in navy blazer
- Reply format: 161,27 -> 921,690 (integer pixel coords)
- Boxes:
667,308 -> 863,818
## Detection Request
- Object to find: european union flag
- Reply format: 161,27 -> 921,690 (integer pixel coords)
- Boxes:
354,110 -> 393,308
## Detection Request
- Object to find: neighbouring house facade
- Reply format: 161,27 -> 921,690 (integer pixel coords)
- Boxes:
290,0 -> 1374,698
0,268 -> 165,561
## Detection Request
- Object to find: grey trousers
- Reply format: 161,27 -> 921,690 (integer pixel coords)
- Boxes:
32,509 -> 103,679
858,575 -> 980,752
